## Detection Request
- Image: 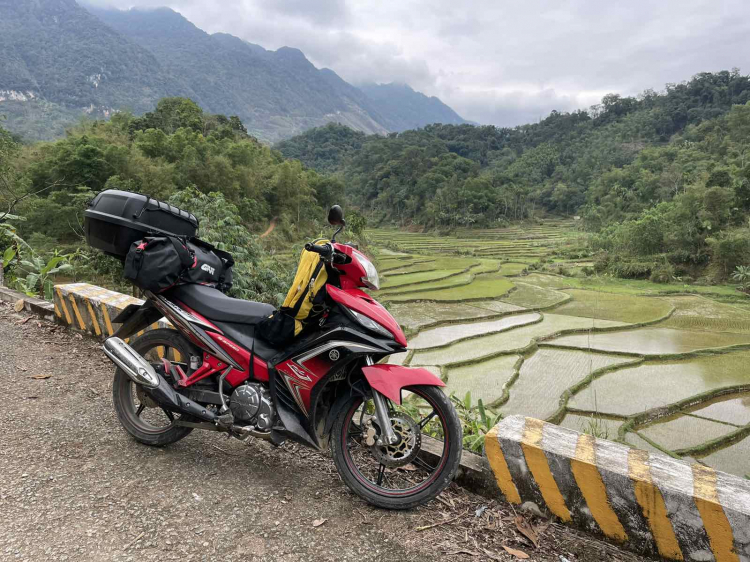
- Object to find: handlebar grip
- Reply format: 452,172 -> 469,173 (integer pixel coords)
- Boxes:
305,243 -> 332,256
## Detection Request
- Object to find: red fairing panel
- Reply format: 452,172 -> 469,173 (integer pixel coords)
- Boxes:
362,364 -> 445,405
326,285 -> 407,347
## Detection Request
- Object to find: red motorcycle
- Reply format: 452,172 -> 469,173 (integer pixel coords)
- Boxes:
96,203 -> 462,509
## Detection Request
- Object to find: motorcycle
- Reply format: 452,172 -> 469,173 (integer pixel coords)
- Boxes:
100,205 -> 462,509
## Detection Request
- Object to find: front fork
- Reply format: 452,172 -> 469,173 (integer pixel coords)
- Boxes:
366,356 -> 399,446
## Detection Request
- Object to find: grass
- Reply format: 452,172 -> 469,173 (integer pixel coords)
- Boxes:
561,414 -> 623,439
384,273 -> 515,302
657,295 -> 750,333
381,272 -> 475,296
553,289 -> 674,323
499,282 -> 569,308
380,268 -> 467,289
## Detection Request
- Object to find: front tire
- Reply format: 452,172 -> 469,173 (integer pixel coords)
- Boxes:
330,385 -> 462,510
112,329 -> 195,447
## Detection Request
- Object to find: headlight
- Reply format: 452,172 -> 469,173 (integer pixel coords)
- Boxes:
349,309 -> 392,338
354,251 -> 380,290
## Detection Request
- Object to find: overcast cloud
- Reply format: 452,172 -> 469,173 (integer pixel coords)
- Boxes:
86,0 -> 750,126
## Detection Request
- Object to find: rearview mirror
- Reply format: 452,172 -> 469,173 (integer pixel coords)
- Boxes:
328,205 -> 345,226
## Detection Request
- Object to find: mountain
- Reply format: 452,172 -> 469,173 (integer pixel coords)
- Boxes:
92,5 -> 393,142
0,0 -> 468,142
358,82 -> 468,131
0,0 -> 189,138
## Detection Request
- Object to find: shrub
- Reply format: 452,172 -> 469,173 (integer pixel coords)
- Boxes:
650,263 -> 675,283
608,260 -> 653,279
707,231 -> 750,280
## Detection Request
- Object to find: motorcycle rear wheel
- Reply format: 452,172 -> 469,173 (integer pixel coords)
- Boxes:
112,329 -> 195,447
330,385 -> 462,510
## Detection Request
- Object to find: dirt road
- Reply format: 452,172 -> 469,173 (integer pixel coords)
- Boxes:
0,301 -> 649,561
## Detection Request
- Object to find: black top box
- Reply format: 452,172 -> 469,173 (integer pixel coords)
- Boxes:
84,190 -> 198,259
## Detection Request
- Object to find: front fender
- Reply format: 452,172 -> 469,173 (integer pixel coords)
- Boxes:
362,364 -> 445,405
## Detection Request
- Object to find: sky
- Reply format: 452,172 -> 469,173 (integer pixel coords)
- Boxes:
85,0 -> 750,127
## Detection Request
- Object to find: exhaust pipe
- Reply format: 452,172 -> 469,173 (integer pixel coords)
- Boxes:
103,337 -> 160,388
103,337 -> 219,424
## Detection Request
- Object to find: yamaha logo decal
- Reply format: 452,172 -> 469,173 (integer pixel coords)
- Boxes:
328,349 -> 340,361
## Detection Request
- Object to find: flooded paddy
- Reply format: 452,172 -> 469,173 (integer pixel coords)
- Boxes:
444,355 -> 520,406
500,348 -> 633,419
371,224 -> 750,478
552,327 -> 750,355
408,312 -> 540,350
411,313 -> 626,365
568,352 -> 750,416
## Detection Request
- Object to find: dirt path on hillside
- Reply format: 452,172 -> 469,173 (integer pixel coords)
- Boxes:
0,300 -> 649,562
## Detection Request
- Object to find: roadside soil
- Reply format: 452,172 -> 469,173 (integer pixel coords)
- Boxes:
0,300 -> 651,561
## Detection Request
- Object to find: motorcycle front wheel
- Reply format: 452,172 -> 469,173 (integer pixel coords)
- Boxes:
330,385 -> 462,510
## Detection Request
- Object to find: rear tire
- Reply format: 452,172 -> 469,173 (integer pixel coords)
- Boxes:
112,329 -> 195,447
330,385 -> 462,510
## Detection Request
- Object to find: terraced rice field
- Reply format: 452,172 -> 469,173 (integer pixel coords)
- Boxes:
367,224 -> 750,478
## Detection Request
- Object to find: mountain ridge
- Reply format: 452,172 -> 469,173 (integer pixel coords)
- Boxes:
0,0 -> 468,141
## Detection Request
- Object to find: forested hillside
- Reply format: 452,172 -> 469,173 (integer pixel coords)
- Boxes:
278,71 -> 750,281
0,97 -> 346,302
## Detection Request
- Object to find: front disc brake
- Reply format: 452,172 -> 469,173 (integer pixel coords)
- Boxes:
370,414 -> 422,467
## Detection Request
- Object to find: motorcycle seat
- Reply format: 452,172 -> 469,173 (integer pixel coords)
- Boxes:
168,284 -> 275,325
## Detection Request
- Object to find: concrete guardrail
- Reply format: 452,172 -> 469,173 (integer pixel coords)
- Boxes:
52,282 -> 171,342
486,415 -> 750,561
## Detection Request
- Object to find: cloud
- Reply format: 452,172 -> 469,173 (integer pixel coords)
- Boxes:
83,0 -> 750,127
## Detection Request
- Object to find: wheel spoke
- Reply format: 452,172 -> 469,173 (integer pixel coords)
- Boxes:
413,456 -> 436,472
135,404 -> 145,417
161,408 -> 175,423
418,409 -> 436,429
376,463 -> 386,486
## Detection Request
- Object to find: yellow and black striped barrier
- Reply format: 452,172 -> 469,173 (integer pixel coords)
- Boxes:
486,415 -> 750,561
53,283 -> 171,342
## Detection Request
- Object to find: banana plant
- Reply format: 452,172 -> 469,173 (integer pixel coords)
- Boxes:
16,251 -> 72,300
2,246 -> 15,269
731,265 -> 750,292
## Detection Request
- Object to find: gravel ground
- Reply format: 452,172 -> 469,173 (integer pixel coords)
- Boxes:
0,301 -> 652,561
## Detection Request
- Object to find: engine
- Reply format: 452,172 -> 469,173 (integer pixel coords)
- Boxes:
229,383 -> 274,431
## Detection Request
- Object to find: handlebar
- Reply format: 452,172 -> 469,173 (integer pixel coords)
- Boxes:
305,243 -> 333,257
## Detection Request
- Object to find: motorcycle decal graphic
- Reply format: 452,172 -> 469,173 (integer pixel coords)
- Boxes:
278,371 -> 310,416
287,362 -> 312,382
276,358 -> 331,416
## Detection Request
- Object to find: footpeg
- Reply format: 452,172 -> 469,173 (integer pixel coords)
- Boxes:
217,412 -> 235,427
